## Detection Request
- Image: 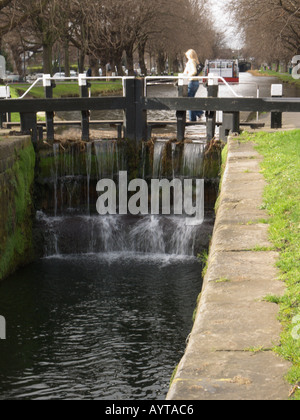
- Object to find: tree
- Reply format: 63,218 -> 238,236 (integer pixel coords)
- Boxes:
1,0 -> 222,76
228,0 -> 300,66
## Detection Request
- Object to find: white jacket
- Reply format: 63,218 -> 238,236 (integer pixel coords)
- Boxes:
184,59 -> 198,80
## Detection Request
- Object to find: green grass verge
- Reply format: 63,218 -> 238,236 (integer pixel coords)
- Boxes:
2,82 -> 123,123
252,69 -> 300,87
12,81 -> 123,99
240,130 -> 300,399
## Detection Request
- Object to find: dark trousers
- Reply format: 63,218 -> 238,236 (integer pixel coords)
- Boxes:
188,81 -> 203,121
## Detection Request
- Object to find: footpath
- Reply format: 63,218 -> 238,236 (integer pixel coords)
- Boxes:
167,113 -> 300,400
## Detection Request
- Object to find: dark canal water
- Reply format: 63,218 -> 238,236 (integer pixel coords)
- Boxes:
0,252 -> 203,400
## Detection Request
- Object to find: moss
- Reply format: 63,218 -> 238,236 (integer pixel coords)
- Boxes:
203,139 -> 223,178
0,141 -> 36,281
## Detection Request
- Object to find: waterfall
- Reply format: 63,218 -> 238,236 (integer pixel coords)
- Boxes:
182,142 -> 205,178
36,213 -> 204,258
171,142 -> 177,179
94,140 -> 116,179
152,141 -> 166,179
37,138 -> 208,259
52,143 -> 60,217
86,142 -> 92,214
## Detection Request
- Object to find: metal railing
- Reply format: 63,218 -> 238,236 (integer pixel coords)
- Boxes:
17,75 -> 136,99
15,74 -> 243,100
144,75 -> 243,98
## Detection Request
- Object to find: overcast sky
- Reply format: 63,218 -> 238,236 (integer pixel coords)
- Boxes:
208,0 -> 244,50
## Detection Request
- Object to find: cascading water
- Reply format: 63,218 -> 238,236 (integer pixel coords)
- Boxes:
152,141 -> 165,179
85,142 -> 92,214
182,142 -> 205,178
52,143 -> 60,217
37,138 -> 209,259
37,213 -> 205,258
94,140 -> 115,179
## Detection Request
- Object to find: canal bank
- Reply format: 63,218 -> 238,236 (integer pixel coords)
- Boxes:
0,133 -> 35,281
167,136 -> 291,401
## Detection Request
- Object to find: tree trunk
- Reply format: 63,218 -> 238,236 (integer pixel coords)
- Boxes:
125,44 -> 134,76
89,55 -> 98,76
172,57 -> 179,73
10,46 -> 23,76
43,43 -> 52,75
157,50 -> 165,74
64,41 -> 70,77
110,49 -> 124,76
78,50 -> 85,73
138,39 -> 147,76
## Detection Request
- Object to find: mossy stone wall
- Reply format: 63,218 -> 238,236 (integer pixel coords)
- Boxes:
0,136 -> 35,281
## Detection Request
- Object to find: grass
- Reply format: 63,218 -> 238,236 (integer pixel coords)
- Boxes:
12,81 -> 123,99
240,129 -> 300,399
2,81 -> 123,123
249,69 -> 300,87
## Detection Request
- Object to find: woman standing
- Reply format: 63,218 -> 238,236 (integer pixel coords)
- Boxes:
183,49 -> 204,122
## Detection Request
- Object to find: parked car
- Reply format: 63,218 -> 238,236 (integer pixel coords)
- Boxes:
5,74 -> 21,83
53,72 -> 65,79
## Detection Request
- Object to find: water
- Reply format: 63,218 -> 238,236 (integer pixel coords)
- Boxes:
0,135 -> 212,400
0,254 -> 202,400
182,143 -> 205,178
152,141 -> 165,179
85,143 -> 92,215
36,213 -> 208,258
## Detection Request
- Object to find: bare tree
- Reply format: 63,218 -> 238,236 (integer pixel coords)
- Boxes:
1,0 -> 222,76
228,0 -> 300,66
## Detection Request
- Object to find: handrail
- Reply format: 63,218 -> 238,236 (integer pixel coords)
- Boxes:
144,75 -> 243,98
14,74 -> 242,100
15,75 -> 136,99
18,77 -> 43,99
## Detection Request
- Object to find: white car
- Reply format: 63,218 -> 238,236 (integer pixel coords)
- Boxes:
53,72 -> 65,79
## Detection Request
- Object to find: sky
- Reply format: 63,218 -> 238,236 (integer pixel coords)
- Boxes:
208,0 -> 244,50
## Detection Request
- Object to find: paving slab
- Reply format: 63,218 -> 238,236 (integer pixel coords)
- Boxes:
167,137 -> 291,401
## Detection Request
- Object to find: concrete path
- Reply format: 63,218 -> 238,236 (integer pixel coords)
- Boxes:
167,137 -> 291,400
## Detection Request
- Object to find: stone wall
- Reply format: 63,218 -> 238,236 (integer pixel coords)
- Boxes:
0,135 -> 35,281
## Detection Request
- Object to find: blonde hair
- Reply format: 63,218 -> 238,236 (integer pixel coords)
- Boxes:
185,49 -> 199,64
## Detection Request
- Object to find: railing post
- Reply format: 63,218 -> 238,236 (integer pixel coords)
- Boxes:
20,112 -> 38,143
220,111 -> 240,142
176,74 -> 187,141
0,112 -> 5,129
123,78 -> 147,144
79,73 -> 90,141
43,74 -> 55,141
123,78 -> 136,142
271,84 -> 283,129
206,75 -> 219,141
0,86 -> 10,128
135,78 -> 147,143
